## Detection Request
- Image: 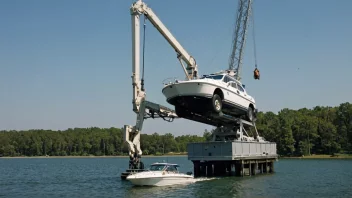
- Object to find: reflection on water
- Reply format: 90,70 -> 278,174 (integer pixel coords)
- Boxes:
125,177 -> 219,198
127,184 -> 190,198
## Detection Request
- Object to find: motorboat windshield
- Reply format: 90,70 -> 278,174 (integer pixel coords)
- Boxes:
149,164 -> 166,171
148,163 -> 180,172
200,74 -> 224,80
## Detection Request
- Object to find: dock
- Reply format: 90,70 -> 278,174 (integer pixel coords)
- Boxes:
121,110 -> 278,179
187,141 -> 278,177
186,114 -> 278,177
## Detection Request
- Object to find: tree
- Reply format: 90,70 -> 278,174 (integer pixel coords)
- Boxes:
0,102 -> 351,157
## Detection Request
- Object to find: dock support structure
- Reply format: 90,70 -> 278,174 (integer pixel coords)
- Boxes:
192,158 -> 276,177
187,139 -> 278,177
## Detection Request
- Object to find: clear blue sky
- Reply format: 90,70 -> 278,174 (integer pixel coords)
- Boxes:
1,0 -> 351,136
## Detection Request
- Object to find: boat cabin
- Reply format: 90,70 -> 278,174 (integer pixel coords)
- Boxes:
200,73 -> 246,89
149,163 -> 179,173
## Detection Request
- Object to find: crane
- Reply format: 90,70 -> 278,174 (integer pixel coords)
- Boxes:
122,0 -> 263,175
228,0 -> 260,81
124,0 -> 199,170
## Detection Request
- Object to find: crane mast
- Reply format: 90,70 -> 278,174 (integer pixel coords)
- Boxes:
228,0 -> 253,81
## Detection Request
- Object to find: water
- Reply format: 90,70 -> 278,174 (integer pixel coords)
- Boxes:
1,156 -> 351,198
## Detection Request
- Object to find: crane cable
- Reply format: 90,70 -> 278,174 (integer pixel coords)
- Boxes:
141,15 -> 147,91
251,4 -> 258,69
251,3 -> 260,80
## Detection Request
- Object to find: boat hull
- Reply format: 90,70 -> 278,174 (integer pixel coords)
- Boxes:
162,80 -> 217,106
127,176 -> 195,186
162,80 -> 255,121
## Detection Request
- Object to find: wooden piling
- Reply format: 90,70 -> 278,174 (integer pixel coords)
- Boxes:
206,163 -> 213,177
193,161 -> 200,177
249,161 -> 252,176
226,162 -> 232,176
271,162 -> 274,173
251,162 -> 257,176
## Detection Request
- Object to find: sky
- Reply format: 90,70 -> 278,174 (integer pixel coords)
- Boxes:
1,0 -> 351,136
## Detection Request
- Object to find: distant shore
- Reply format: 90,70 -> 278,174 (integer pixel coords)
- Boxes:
2,154 -> 352,159
0,154 -> 188,159
280,154 -> 352,159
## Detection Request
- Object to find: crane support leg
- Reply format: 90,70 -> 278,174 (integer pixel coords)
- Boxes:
211,117 -> 265,142
124,124 -> 143,170
123,100 -> 178,170
123,125 -> 142,158
123,98 -> 146,169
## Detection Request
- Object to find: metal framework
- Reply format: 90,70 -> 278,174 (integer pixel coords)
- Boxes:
124,0 -> 260,172
228,0 -> 253,81
125,0 -> 199,166
210,117 -> 265,143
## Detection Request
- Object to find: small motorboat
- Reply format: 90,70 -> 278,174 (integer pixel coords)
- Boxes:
126,162 -> 195,187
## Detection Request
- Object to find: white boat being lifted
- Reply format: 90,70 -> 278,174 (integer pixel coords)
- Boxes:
162,71 -> 258,123
126,162 -> 195,187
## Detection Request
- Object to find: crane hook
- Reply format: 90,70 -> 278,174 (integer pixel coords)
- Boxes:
253,67 -> 260,80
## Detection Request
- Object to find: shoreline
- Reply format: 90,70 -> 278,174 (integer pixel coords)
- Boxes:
2,154 -> 351,159
280,154 -> 352,159
0,154 -> 188,159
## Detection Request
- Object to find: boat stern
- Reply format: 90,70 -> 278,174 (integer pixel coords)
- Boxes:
162,80 -> 216,106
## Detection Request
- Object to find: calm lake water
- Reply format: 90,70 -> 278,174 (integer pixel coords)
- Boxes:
0,156 -> 351,198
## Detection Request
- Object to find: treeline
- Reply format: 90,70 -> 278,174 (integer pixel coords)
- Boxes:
0,102 -> 351,157
0,127 -> 206,157
255,102 -> 352,156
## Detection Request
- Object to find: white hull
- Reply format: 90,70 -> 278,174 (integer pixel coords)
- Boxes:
127,175 -> 195,186
161,72 -> 259,124
162,79 -> 219,102
162,79 -> 255,113
126,162 -> 195,187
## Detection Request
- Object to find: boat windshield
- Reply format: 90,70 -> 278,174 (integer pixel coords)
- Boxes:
166,165 -> 178,172
200,75 -> 223,80
149,164 -> 166,171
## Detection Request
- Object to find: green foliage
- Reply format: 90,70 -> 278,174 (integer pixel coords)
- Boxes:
0,127 -> 206,157
0,102 -> 351,157
255,102 -> 352,156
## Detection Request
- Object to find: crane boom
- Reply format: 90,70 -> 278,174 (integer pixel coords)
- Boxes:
130,0 -> 198,113
228,0 -> 253,81
131,0 -> 198,114
131,1 -> 198,78
124,0 -> 199,169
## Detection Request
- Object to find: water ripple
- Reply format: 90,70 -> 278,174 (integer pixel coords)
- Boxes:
0,157 -> 351,198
